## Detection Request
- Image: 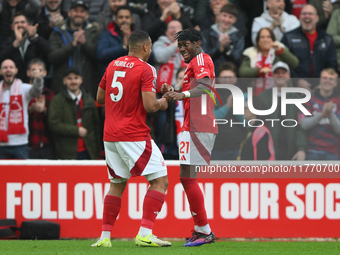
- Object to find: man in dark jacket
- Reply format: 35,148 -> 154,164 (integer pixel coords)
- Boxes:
48,0 -> 100,98
48,67 -> 100,159
0,0 -> 41,41
202,3 -> 244,70
96,6 -> 134,75
35,0 -> 68,40
0,12 -> 50,83
141,0 -> 193,42
281,4 -> 338,90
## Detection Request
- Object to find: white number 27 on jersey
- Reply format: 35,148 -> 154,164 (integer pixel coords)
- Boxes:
110,71 -> 126,102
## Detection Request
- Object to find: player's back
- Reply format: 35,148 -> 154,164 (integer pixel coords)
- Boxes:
98,56 -> 157,142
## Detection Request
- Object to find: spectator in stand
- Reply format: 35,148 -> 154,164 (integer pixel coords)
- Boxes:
96,0 -> 141,32
141,0 -> 193,42
308,0 -> 340,30
212,61 -> 247,160
48,67 -> 100,159
195,0 -> 247,39
230,0 -> 292,47
326,8 -> 340,74
0,59 -> 43,159
202,3 -> 244,69
239,27 -> 298,96
0,0 -> 41,41
251,0 -> 300,45
299,68 -> 340,160
27,58 -> 54,159
0,12 -> 51,83
152,20 -> 184,158
281,4 -> 338,91
48,0 -> 101,98
35,0 -> 67,40
258,61 -> 307,160
61,0 -> 108,22
97,6 -> 135,75
237,97 -> 275,160
291,0 -> 308,18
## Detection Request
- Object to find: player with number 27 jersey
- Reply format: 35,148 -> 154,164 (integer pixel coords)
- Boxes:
99,56 -> 157,142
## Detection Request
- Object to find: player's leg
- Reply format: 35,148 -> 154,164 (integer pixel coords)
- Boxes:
135,141 -> 171,247
135,175 -> 171,247
92,181 -> 127,247
92,141 -> 130,248
179,132 -> 215,247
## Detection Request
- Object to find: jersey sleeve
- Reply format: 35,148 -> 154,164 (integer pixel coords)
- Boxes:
99,67 -> 108,90
141,64 -> 157,93
192,54 -> 214,79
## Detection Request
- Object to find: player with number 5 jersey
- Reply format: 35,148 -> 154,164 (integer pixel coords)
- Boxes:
92,30 -> 171,248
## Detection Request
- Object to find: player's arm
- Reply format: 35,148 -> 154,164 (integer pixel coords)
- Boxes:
163,76 -> 212,101
142,91 -> 168,113
97,86 -> 105,105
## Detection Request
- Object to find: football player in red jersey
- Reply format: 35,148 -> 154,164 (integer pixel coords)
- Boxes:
92,30 -> 171,248
163,28 -> 217,246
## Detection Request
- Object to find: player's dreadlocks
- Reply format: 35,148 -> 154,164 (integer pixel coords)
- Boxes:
174,28 -> 203,43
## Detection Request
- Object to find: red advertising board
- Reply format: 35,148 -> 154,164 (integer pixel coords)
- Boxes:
0,160 -> 339,238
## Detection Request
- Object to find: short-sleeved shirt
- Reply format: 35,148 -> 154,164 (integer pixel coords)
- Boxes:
99,56 -> 157,141
182,52 -> 218,134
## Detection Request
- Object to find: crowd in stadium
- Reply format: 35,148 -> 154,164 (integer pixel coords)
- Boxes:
0,0 -> 340,161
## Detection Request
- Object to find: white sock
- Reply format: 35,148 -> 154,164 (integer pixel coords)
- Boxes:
196,224 -> 211,234
194,225 -> 198,231
100,231 -> 111,240
138,227 -> 152,238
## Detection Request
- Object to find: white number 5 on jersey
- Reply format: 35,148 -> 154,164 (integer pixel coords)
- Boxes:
110,71 -> 126,102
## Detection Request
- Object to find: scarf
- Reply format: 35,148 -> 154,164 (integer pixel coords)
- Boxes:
0,79 -> 26,142
254,48 -> 275,96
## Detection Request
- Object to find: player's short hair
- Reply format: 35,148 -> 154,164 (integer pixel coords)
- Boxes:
175,28 -> 202,43
128,30 -> 150,50
220,3 -> 238,17
115,5 -> 132,16
27,58 -> 46,70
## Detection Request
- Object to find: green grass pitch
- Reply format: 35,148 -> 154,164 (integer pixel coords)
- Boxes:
0,239 -> 339,255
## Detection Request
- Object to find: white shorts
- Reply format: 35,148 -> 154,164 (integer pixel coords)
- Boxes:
104,140 -> 167,183
179,131 -> 216,165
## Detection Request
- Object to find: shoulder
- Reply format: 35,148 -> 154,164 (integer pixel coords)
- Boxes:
284,27 -> 302,37
243,46 -> 257,57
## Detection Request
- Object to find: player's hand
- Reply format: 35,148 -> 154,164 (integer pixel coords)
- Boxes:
161,83 -> 174,94
79,126 -> 87,137
158,97 -> 168,111
163,91 -> 185,101
291,150 -> 306,160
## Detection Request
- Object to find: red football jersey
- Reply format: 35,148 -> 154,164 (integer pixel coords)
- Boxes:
99,56 -> 157,141
182,52 -> 218,134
